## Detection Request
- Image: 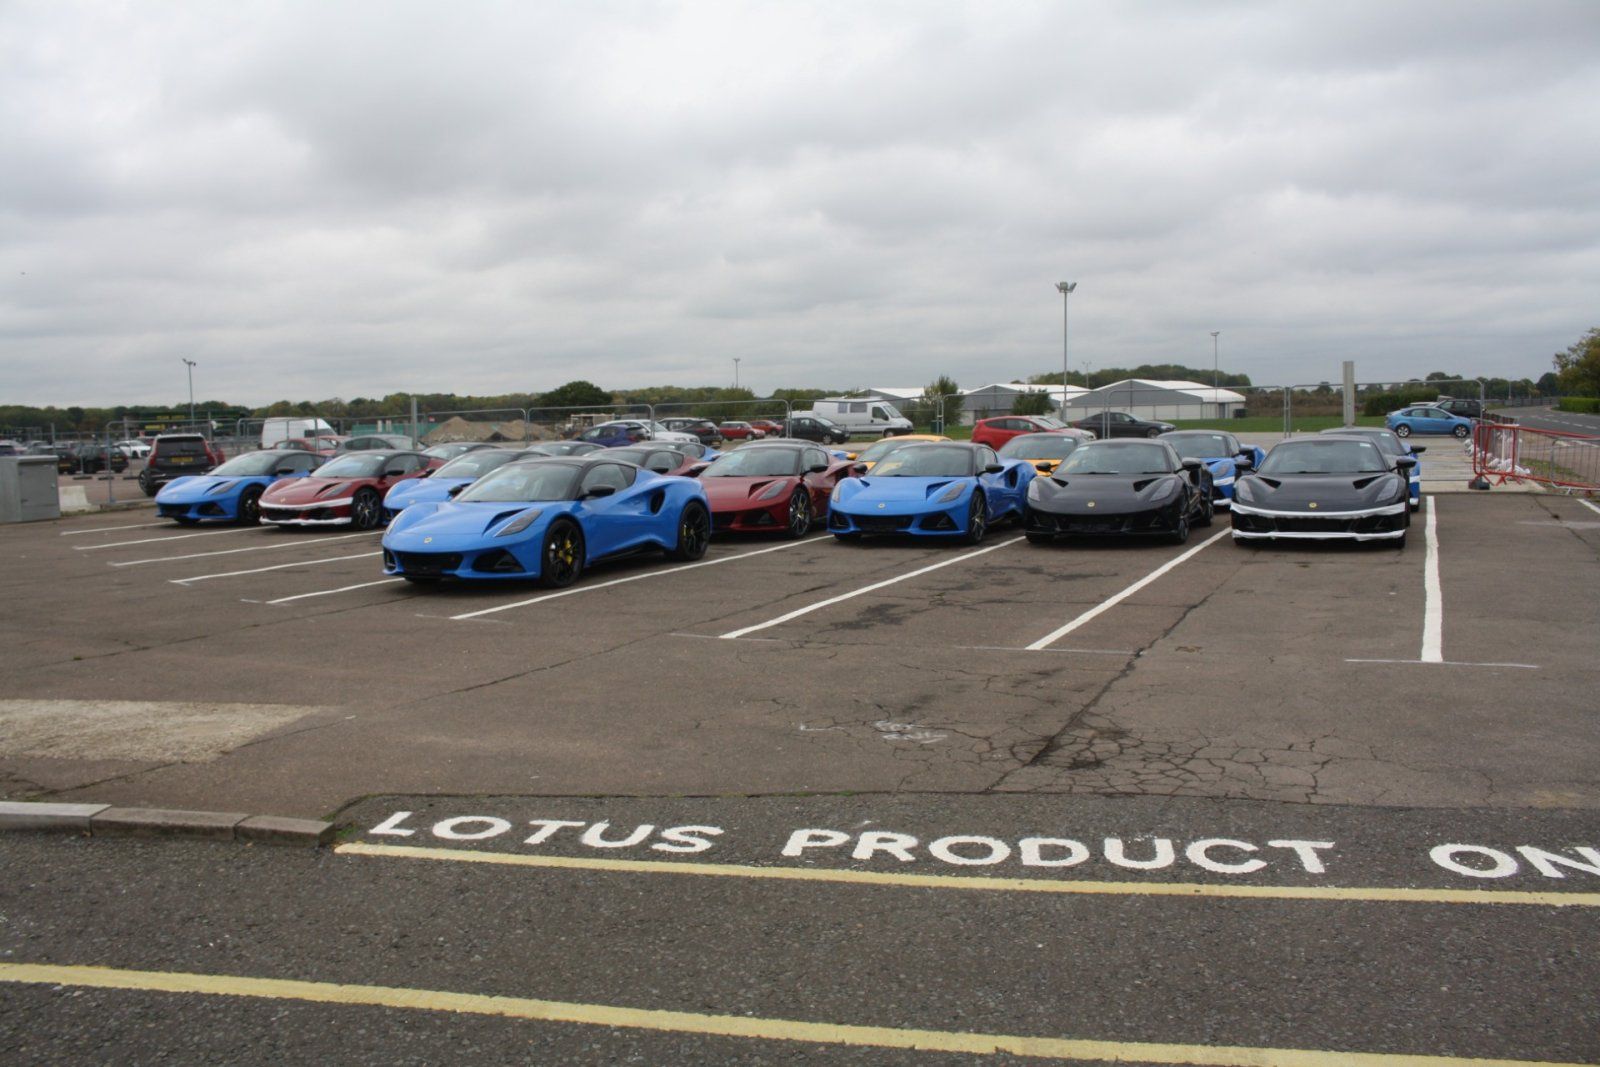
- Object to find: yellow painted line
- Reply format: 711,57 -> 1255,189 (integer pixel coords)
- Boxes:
335,842 -> 1600,908
0,962 -> 1584,1067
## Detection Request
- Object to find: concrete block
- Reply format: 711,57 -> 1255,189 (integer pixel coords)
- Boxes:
236,815 -> 335,847
90,807 -> 248,840
0,801 -> 109,832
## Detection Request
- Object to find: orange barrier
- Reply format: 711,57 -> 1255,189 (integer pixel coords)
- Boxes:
1471,421 -> 1600,492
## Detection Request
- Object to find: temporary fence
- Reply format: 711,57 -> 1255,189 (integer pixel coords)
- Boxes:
1470,422 -> 1600,494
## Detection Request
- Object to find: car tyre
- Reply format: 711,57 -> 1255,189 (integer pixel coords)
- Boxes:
668,502 -> 711,561
138,471 -> 158,497
785,491 -> 813,539
1145,428 -> 1161,438
238,486 -> 264,525
963,491 -> 988,545
351,488 -> 383,530
1169,511 -> 1190,545
1394,424 -> 1411,438
1195,490 -> 1214,528
1452,424 -> 1470,439
540,520 -> 585,587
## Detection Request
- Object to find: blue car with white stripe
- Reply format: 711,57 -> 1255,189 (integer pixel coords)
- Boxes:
1319,427 -> 1423,511
1158,430 -> 1264,510
827,442 -> 1034,544
154,449 -> 323,525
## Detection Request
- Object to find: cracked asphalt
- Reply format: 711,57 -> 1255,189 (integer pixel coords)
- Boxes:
1,491 -> 1596,1063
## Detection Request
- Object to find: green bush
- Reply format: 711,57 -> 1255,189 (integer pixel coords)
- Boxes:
1361,388 -> 1439,417
1558,397 -> 1600,413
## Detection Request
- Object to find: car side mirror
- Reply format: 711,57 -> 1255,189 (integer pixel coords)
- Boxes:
383,468 -> 406,477
1395,457 -> 1418,470
1180,457 -> 1204,470
808,464 -> 829,474
583,485 -> 617,499
688,463 -> 709,476
416,469 -> 432,478
851,463 -> 868,475
447,483 -> 467,497
272,466 -> 295,476
1034,462 -> 1054,473
984,463 -> 1005,474
1233,454 -> 1253,470
1408,445 -> 1427,453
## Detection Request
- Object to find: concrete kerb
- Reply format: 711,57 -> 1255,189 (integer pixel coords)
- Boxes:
0,801 -> 333,847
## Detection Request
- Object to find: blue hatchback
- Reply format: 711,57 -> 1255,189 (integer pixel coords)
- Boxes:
1385,406 -> 1472,439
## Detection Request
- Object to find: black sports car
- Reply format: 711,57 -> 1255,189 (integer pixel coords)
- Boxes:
1231,436 -> 1414,547
1023,439 -> 1212,545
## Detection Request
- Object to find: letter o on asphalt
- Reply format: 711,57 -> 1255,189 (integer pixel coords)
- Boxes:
928,835 -> 1012,866
433,816 -> 513,841
1429,843 -> 1518,879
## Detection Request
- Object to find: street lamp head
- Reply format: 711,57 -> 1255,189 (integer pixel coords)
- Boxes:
1210,331 -> 1219,340
1056,281 -> 1076,295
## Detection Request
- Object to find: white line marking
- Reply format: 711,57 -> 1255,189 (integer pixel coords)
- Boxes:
963,645 -> 1136,656
111,532 -> 379,567
171,552 -> 383,584
60,522 -> 169,536
1346,659 -> 1540,669
1023,529 -> 1230,651
1579,499 -> 1600,518
451,540 -> 814,621
75,527 -> 259,550
263,579 -> 405,604
1421,497 -> 1442,663
719,537 -> 1024,639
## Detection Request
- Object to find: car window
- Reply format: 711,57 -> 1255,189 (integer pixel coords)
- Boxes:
978,446 -> 998,467
644,451 -> 678,474
386,455 -> 423,474
805,448 -> 829,469
579,464 -> 634,493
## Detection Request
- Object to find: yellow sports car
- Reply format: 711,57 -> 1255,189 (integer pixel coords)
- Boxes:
846,433 -> 952,470
996,429 -> 1095,474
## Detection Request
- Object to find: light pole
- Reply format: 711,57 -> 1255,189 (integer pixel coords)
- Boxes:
1056,281 -> 1076,421
733,357 -> 741,390
1210,331 -> 1220,419
182,359 -> 197,426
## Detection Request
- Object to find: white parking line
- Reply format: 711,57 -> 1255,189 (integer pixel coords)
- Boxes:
1421,497 -> 1442,663
451,540 -> 815,621
171,552 -> 382,584
60,522 -> 169,536
1579,499 -> 1600,519
263,579 -> 405,604
111,532 -> 379,567
75,527 -> 260,550
719,537 -> 1024,640
1022,529 -> 1230,651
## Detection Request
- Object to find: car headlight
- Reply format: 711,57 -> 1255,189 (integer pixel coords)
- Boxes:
937,483 -> 966,503
757,481 -> 787,501
497,508 -> 544,537
1233,480 -> 1256,503
208,481 -> 237,494
1151,479 -> 1179,501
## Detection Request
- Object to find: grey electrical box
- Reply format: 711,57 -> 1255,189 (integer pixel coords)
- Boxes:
0,457 -> 61,523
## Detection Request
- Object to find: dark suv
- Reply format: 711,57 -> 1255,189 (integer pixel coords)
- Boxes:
138,433 -> 225,495
1434,397 -> 1484,419
60,443 -> 130,475
661,418 -> 724,446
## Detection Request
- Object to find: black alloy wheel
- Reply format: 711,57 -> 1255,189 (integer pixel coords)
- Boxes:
963,491 -> 988,545
1195,486 -> 1214,528
540,520 -> 585,588
786,490 -> 813,539
351,488 -> 382,530
1145,428 -> 1161,438
238,486 -> 264,526
1169,509 -> 1190,545
668,502 -> 711,561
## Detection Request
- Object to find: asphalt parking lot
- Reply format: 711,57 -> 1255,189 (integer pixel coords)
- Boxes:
2,487 -> 1598,1063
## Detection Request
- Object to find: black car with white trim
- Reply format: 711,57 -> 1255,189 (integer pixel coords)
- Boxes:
1231,436 -> 1413,547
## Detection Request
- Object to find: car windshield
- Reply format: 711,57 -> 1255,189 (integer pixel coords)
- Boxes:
210,453 -> 294,477
868,446 -> 974,478
998,435 -> 1081,461
457,463 -> 579,502
315,454 -> 390,478
703,448 -> 803,477
856,438 -> 926,464
1163,433 -> 1234,460
1258,440 -> 1389,474
1056,443 -> 1173,475
597,447 -> 664,466
436,451 -> 520,478
1324,430 -> 1402,456
423,444 -> 476,459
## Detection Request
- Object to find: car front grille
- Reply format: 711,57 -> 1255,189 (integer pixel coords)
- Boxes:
395,552 -> 463,576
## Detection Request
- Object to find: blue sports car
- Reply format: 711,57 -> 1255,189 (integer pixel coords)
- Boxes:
1158,430 -> 1264,509
382,456 -> 711,586
827,442 -> 1034,544
382,447 -> 539,522
154,449 -> 323,525
1318,426 -> 1423,511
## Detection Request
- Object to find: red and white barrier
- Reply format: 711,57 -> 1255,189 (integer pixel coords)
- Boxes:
1471,421 -> 1600,493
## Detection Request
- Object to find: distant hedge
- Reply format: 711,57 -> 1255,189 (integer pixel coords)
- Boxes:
1558,397 -> 1600,413
1360,388 -> 1441,417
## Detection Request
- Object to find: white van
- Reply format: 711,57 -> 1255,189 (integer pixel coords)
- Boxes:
803,398 -> 913,437
261,417 -> 335,448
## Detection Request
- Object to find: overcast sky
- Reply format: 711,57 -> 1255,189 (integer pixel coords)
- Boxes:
3,0 -> 1598,406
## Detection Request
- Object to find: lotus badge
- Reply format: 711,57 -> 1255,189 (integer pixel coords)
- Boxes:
424,536 -> 433,543
1087,501 -> 1096,508
877,503 -> 886,509
1308,503 -> 1318,510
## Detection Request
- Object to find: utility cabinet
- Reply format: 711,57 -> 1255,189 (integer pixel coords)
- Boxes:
0,457 -> 61,522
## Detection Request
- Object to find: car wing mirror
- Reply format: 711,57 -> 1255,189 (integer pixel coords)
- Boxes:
416,469 -> 432,478
582,485 -> 618,499
688,463 -> 709,476
447,483 -> 467,497
1408,445 -> 1427,453
1396,457 -> 1418,470
984,463 -> 1005,474
851,463 -> 868,474
1233,454 -> 1253,469
1179,457 -> 1204,469
1034,462 -> 1054,473
271,466 -> 296,476
808,464 -> 829,474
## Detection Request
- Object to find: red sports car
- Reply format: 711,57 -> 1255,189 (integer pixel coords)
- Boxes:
698,441 -> 851,537
746,419 -> 785,436
259,450 -> 438,529
591,445 -> 702,477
